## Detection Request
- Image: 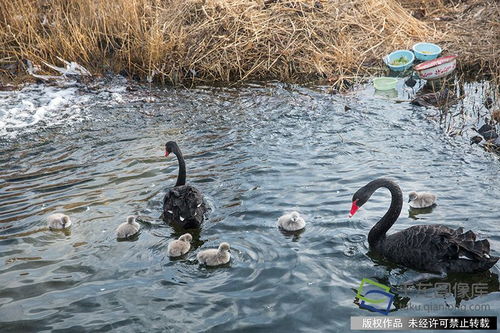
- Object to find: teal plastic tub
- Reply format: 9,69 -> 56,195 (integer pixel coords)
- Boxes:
412,42 -> 441,61
384,50 -> 415,72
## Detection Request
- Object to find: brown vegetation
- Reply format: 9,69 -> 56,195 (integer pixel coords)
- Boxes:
0,0 -> 497,87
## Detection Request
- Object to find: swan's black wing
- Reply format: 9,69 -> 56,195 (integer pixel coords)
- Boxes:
163,185 -> 207,229
382,225 -> 498,273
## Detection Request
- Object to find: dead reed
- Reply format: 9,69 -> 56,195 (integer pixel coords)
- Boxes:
0,0 -> 494,87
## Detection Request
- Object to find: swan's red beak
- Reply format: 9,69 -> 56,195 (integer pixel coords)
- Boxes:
165,151 -> 170,157
349,200 -> 359,218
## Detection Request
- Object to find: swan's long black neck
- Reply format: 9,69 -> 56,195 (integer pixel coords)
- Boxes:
173,149 -> 186,187
365,178 -> 403,249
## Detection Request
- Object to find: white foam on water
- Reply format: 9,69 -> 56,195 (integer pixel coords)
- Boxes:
111,92 -> 125,103
0,82 -> 130,139
0,85 -> 85,138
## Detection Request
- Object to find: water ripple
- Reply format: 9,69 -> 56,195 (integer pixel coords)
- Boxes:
0,81 -> 499,331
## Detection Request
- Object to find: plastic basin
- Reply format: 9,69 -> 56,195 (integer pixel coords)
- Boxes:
373,77 -> 398,90
414,55 -> 457,80
384,50 -> 415,72
412,42 -> 442,61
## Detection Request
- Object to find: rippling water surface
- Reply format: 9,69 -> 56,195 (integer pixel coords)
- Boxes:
0,79 -> 499,332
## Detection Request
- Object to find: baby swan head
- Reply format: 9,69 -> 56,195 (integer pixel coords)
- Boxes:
62,216 -> 71,227
179,233 -> 192,242
127,216 -> 136,224
408,191 -> 418,202
219,242 -> 230,252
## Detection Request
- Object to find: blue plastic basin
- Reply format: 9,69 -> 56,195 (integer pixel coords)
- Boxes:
384,50 -> 415,72
412,42 -> 441,61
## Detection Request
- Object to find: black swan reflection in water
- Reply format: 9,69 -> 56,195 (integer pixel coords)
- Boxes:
349,178 -> 498,274
162,141 -> 208,229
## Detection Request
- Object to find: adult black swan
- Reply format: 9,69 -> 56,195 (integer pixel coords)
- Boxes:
162,141 -> 207,229
349,178 -> 498,274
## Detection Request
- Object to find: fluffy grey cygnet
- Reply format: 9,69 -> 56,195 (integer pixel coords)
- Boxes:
116,216 -> 140,239
47,213 -> 72,230
277,211 -> 306,231
408,191 -> 437,209
197,242 -> 231,266
167,233 -> 192,257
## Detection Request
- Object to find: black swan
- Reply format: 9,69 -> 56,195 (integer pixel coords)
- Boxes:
162,141 -> 207,229
349,178 -> 498,274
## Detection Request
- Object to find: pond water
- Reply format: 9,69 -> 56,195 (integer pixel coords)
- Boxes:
0,78 -> 499,332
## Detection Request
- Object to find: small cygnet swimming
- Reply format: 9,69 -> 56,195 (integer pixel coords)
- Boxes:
197,242 -> 231,266
408,191 -> 437,209
167,233 -> 192,257
47,213 -> 72,230
116,216 -> 140,239
277,211 -> 306,231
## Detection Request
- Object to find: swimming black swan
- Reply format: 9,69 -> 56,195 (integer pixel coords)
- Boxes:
162,141 -> 207,229
349,178 -> 498,274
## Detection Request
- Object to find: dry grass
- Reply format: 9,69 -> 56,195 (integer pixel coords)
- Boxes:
0,0 -> 435,87
2,0 -> 497,87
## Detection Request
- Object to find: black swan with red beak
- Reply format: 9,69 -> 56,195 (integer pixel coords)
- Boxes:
349,178 -> 498,274
162,141 -> 207,229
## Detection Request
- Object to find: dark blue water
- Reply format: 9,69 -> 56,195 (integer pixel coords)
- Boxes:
0,79 -> 498,332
